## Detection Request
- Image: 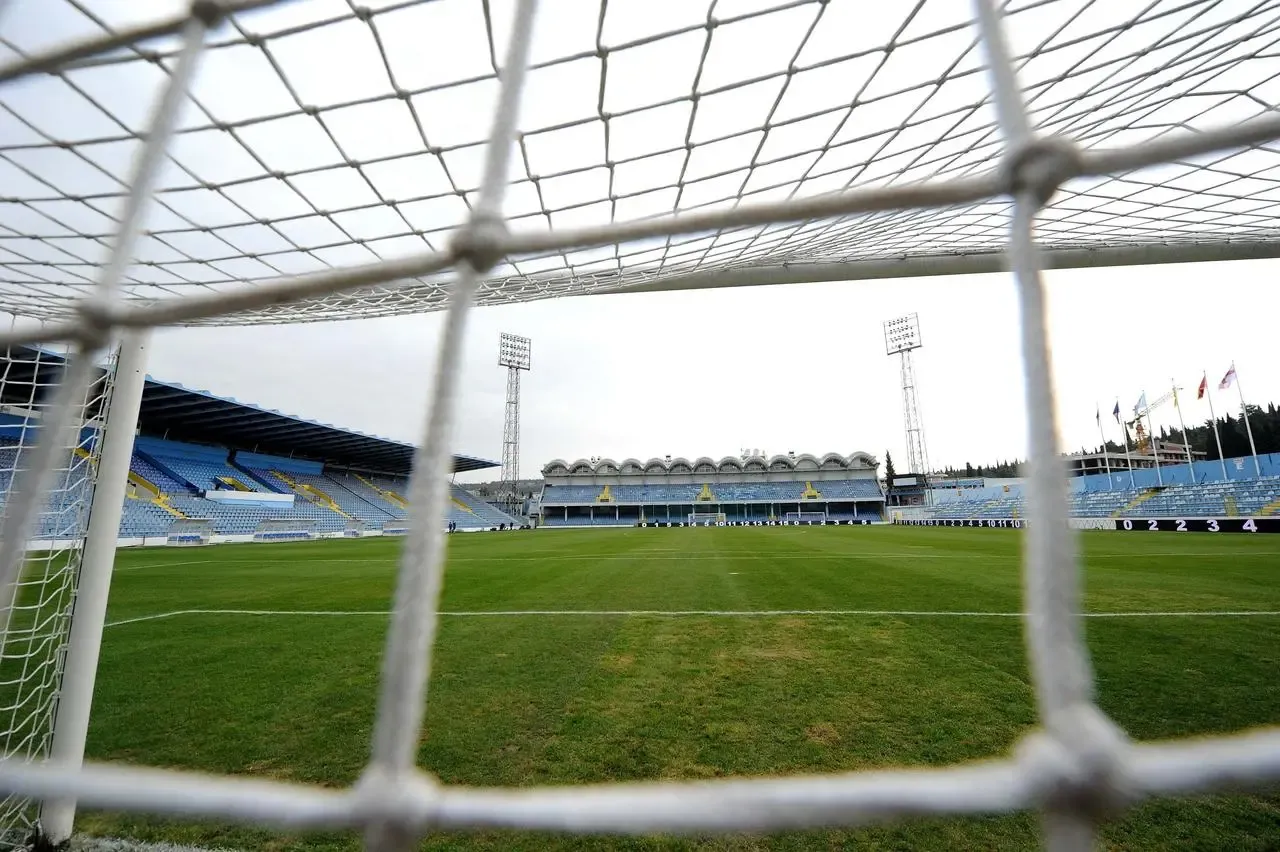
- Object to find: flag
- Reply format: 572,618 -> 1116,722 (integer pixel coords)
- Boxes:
1095,406 -> 1101,427
1112,401 -> 1121,423
1219,364 -> 1237,390
1133,392 -> 1147,415
1173,386 -> 1180,409
1197,373 -> 1207,400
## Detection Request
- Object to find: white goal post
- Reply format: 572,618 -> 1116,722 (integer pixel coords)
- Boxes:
252,518 -> 317,543
687,512 -> 727,526
783,511 -> 827,524
165,518 -> 214,547
344,519 -> 368,539
0,2 -> 1277,851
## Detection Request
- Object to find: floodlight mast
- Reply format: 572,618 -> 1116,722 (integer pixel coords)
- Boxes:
883,314 -> 930,495
498,334 -> 531,518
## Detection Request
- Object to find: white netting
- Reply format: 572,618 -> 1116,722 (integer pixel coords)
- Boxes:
0,1 -> 1278,851
688,511 -> 727,525
0,344 -> 109,846
1,1 -> 1280,327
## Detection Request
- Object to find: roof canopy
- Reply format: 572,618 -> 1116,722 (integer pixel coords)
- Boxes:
3,346 -> 496,475
544,452 -> 877,476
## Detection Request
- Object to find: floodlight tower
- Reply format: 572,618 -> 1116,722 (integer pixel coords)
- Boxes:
498,333 -> 531,514
884,314 -> 930,481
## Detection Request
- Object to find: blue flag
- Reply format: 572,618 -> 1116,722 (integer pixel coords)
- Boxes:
1112,401 -> 1120,423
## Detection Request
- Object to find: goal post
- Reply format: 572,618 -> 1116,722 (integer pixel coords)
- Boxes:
344,519 -> 369,538
783,511 -> 828,524
0,339 -> 128,844
165,518 -> 214,547
252,518 -> 317,543
687,511 -> 727,526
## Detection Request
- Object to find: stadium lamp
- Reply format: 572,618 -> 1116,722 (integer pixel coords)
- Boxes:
498,333 -> 532,370
883,313 -> 922,355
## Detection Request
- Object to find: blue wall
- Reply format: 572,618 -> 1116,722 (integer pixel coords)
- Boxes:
234,450 -> 323,474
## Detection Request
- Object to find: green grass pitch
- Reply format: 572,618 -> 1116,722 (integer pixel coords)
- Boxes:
73,526 -> 1280,851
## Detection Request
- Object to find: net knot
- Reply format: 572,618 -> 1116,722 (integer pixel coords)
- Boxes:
1015,703 -> 1137,818
449,215 -> 509,274
189,0 -> 228,28
74,300 -> 116,350
353,766 -> 439,834
1003,136 -> 1082,208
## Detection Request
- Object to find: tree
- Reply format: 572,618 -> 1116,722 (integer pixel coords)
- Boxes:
964,461 -> 974,477
883,450 -> 896,490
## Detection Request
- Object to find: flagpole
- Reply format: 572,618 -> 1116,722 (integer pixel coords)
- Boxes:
1203,371 -> 1228,481
1142,390 -> 1163,486
1172,379 -> 1195,483
1096,403 -> 1113,490
1117,401 -> 1136,489
1233,362 -> 1262,477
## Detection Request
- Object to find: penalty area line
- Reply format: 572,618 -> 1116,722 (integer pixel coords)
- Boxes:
104,608 -> 1280,628
112,560 -> 217,572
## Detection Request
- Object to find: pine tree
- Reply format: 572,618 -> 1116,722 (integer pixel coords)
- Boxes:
883,450 -> 897,491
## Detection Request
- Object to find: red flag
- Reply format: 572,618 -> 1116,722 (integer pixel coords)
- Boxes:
1197,373 -> 1207,400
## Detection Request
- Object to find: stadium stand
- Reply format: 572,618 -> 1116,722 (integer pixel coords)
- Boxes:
539,453 -> 885,526
927,475 -> 1280,521
0,347 -> 513,542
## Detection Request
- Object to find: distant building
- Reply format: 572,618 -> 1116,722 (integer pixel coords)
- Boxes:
1066,440 -> 1205,478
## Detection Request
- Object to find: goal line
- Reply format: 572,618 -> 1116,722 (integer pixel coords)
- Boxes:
104,608 -> 1280,629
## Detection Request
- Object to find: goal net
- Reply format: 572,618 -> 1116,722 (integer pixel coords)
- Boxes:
687,512 -> 727,526
382,519 -> 410,536
344,519 -> 369,539
165,518 -> 214,547
252,518 -> 317,543
0,1 -> 1277,850
0,345 -> 111,842
783,511 -> 827,524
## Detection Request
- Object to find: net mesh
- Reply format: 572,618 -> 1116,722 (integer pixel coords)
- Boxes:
0,1 -> 1278,851
1,0 -> 1280,325
0,344 -> 108,844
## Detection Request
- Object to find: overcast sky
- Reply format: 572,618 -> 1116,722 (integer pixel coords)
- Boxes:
145,256 -> 1280,481
3,0 -> 1278,481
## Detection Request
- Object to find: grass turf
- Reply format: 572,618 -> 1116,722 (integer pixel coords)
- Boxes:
67,526 -> 1280,850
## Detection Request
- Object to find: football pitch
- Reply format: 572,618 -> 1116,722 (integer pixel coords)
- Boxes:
79,526 -> 1280,851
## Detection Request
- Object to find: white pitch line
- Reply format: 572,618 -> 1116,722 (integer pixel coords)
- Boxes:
104,608 -> 1280,628
105,609 -> 386,627
113,560 -> 216,572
